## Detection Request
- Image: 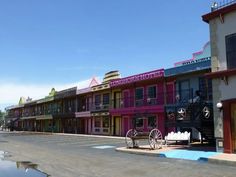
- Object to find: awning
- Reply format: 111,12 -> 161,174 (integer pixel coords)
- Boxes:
36,115 -> 53,120
21,116 -> 36,120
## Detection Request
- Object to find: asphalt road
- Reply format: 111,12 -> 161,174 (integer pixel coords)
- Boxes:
0,131 -> 236,177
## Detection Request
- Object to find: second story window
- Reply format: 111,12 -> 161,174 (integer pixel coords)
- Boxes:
95,95 -> 101,105
147,86 -> 157,98
103,93 -> 110,105
95,95 -> 101,110
147,86 -> 157,105
135,88 -> 143,100
135,88 -> 144,106
226,33 -> 236,69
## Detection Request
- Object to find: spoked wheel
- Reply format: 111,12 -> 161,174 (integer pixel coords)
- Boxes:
125,129 -> 137,148
149,129 -> 163,149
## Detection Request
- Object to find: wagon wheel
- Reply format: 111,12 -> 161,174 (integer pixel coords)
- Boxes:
125,129 -> 137,148
149,129 -> 163,149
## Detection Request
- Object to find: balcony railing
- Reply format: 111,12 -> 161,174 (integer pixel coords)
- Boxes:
211,0 -> 236,11
165,89 -> 212,105
90,103 -> 110,112
165,88 -> 213,127
77,103 -> 92,112
111,95 -> 164,110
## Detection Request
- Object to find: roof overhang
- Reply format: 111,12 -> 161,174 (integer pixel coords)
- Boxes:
205,68 -> 236,78
202,3 -> 236,23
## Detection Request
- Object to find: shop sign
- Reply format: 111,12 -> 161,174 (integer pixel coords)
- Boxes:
110,69 -> 164,87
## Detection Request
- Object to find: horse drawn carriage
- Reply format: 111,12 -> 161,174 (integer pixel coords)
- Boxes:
125,116 -> 163,149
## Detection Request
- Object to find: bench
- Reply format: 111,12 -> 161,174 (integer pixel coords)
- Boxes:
164,131 -> 190,146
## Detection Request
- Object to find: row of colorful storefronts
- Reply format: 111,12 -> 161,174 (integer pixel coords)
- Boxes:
5,42 -> 214,144
4,2 -> 236,154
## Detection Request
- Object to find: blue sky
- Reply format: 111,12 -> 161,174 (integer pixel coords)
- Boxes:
0,0 -> 213,110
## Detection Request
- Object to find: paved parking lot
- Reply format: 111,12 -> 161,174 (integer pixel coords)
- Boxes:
2,132 -> 123,148
1,131 -> 236,177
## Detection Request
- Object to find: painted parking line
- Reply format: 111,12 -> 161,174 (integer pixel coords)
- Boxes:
15,136 -> 124,146
160,150 -> 219,161
92,145 -> 116,149
21,136 -> 124,144
58,140 -> 124,146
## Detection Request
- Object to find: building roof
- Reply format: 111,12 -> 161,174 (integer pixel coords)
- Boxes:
165,42 -> 211,77
202,1 -> 236,23
165,59 -> 211,77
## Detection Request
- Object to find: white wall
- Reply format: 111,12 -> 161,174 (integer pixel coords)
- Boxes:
219,75 -> 236,100
211,10 -> 236,70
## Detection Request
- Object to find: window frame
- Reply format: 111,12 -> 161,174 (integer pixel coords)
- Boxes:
135,117 -> 144,128
94,117 -> 101,128
147,116 -> 157,128
147,85 -> 157,99
95,94 -> 101,106
135,87 -> 144,100
102,93 -> 110,105
226,33 -> 236,69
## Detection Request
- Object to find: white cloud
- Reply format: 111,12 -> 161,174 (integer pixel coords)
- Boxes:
0,77 -> 101,110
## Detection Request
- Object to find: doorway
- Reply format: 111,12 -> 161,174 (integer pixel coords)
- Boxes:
231,103 -> 236,153
114,117 -> 121,136
123,90 -> 130,108
179,80 -> 190,101
114,92 -> 121,109
79,119 -> 85,134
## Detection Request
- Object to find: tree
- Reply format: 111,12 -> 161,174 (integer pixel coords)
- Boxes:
0,110 -> 6,125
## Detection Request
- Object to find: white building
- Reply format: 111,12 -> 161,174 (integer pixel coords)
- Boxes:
202,1 -> 236,153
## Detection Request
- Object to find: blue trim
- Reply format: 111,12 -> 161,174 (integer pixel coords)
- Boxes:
165,60 -> 211,77
158,150 -> 219,161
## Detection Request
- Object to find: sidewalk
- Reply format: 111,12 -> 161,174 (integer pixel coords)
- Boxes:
116,145 -> 236,166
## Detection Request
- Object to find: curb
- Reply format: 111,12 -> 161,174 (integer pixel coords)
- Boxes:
207,158 -> 236,166
116,147 -> 165,157
0,130 -> 125,140
52,133 -> 125,140
116,147 -> 236,166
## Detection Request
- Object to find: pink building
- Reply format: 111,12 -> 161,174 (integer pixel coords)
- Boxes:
109,69 -> 172,136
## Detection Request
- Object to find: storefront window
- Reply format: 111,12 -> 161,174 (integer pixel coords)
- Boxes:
135,118 -> 143,128
95,118 -> 101,127
148,116 -> 156,128
102,117 -> 109,128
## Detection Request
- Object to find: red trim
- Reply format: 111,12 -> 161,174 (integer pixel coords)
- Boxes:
205,68 -> 236,78
109,106 -> 164,116
222,101 -> 232,153
222,98 -> 236,153
202,3 -> 236,23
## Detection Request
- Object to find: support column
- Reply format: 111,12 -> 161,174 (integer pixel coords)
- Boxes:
74,118 -> 77,134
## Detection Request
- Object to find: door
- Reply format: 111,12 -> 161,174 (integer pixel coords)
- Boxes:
231,103 -> 236,152
123,90 -> 130,108
166,83 -> 175,104
179,80 -> 190,102
79,119 -> 85,134
123,117 -> 130,136
114,117 -> 121,136
114,92 -> 121,108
